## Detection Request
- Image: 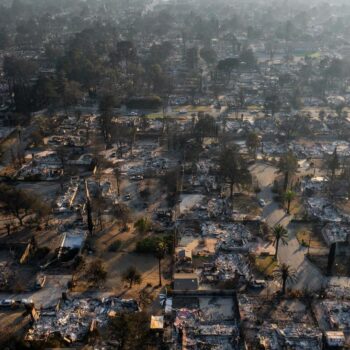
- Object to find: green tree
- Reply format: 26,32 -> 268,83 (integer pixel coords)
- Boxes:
272,224 -> 288,258
217,57 -> 240,74
34,76 -> 59,109
194,114 -> 218,144
335,104 -> 345,118
319,110 -> 326,122
154,240 -> 167,286
0,29 -> 10,50
218,146 -> 252,198
246,132 -> 261,159
86,259 -> 107,285
62,80 -> 83,114
277,151 -> 298,191
239,48 -> 257,67
274,263 -> 296,295
122,266 -> 142,289
108,312 -> 152,349
134,217 -> 152,234
3,56 -> 38,112
264,93 -> 281,117
323,148 -> 340,182
200,47 -> 217,65
0,184 -> 48,226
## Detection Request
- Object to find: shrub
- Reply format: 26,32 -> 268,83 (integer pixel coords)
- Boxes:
134,217 -> 152,234
59,247 -> 79,262
139,188 -> 151,200
72,255 -> 85,270
125,96 -> 162,109
135,237 -> 156,254
86,259 -> 107,285
109,240 -> 122,252
254,186 -> 261,193
34,246 -> 50,260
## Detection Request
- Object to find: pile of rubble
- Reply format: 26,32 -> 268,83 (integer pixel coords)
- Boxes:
26,297 -> 139,342
16,151 -> 62,181
322,223 -> 350,246
306,197 -> 343,222
173,308 -> 240,350
257,323 -> 323,350
215,254 -> 252,281
56,180 -> 80,213
302,176 -> 328,194
317,300 -> 350,330
219,223 -> 252,251
207,198 -> 226,218
326,279 -> 350,299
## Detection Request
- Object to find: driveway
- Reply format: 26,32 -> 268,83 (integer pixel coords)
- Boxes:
250,162 -> 291,227
250,162 -> 325,291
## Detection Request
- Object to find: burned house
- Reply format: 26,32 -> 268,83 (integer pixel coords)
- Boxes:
26,296 -> 139,343
168,291 -> 241,350
322,223 -> 350,256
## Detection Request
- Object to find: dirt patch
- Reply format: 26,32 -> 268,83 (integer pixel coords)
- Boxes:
296,228 -> 327,250
253,255 -> 277,277
232,194 -> 262,216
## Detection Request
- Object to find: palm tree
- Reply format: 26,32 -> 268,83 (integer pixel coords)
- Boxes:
122,266 -> 142,289
274,263 -> 296,295
154,241 -> 167,286
272,224 -> 288,258
284,190 -> 296,214
277,151 -> 298,191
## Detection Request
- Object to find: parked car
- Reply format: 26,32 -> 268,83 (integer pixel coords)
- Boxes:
0,299 -> 15,308
130,175 -> 144,181
250,279 -> 267,289
258,198 -> 266,207
17,298 -> 34,306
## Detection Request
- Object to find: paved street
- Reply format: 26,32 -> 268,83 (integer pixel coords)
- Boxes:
250,162 -> 325,291
0,274 -> 71,308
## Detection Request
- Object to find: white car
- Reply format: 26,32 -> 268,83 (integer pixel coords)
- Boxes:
258,199 -> 266,207
0,299 -> 15,308
19,298 -> 34,305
